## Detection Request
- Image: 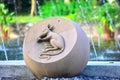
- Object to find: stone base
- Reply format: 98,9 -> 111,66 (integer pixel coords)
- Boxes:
0,61 -> 120,80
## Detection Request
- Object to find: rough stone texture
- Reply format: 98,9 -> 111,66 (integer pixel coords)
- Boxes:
82,65 -> 120,78
0,65 -> 120,79
0,65 -> 34,80
23,17 -> 90,79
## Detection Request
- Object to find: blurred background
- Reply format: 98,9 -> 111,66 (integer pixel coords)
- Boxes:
0,0 -> 120,61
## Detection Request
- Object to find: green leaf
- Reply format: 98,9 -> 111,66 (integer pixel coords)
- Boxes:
0,3 -> 5,9
109,24 -> 114,32
0,16 -> 4,24
3,25 -> 9,31
96,25 -> 104,34
9,12 -> 15,16
116,23 -> 120,28
2,9 -> 8,14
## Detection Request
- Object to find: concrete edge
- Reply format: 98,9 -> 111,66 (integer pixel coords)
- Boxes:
0,60 -> 120,79
0,60 -> 120,66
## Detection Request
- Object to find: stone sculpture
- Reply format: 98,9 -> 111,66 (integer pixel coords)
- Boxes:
37,24 -> 65,60
23,17 -> 90,79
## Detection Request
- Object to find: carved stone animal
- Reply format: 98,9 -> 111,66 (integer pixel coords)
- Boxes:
37,25 -> 65,59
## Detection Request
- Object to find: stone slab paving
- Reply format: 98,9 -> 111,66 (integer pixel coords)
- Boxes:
0,75 -> 120,80
0,61 -> 120,80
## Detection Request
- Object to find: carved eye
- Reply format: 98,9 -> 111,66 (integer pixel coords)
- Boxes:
43,28 -> 48,33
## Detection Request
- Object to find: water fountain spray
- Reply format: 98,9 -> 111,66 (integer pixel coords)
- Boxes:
13,0 -> 20,46
77,0 -> 97,57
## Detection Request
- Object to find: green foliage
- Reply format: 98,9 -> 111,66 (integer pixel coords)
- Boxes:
0,3 -> 14,27
76,0 -> 97,22
38,0 -> 79,20
96,25 -> 104,34
95,3 -> 120,32
13,16 -> 40,23
0,3 -> 14,39
76,1 -> 120,33
111,6 -> 120,28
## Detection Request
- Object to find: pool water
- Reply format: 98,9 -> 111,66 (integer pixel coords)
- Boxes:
0,38 -> 120,61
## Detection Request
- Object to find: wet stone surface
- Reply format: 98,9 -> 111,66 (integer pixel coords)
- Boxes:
0,39 -> 23,60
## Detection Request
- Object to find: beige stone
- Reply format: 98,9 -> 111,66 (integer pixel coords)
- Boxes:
23,17 -> 90,79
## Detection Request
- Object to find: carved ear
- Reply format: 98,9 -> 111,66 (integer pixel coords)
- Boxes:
48,24 -> 54,31
48,24 -> 51,28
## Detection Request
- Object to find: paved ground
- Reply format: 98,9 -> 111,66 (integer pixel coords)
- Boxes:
0,61 -> 120,80
0,75 -> 120,80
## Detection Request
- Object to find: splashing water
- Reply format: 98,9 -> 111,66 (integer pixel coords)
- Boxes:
36,0 -> 43,18
13,0 -> 20,46
77,0 -> 98,57
0,31 -> 8,60
102,0 -> 120,49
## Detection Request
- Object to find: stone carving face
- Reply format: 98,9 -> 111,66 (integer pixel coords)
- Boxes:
41,28 -> 49,37
38,24 -> 54,39
37,24 -> 65,60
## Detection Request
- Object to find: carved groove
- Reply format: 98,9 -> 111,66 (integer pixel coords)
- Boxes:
37,24 -> 65,60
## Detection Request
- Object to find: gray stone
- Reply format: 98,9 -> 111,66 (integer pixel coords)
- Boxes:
0,64 -> 120,79
82,65 -> 120,78
0,65 -> 34,80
